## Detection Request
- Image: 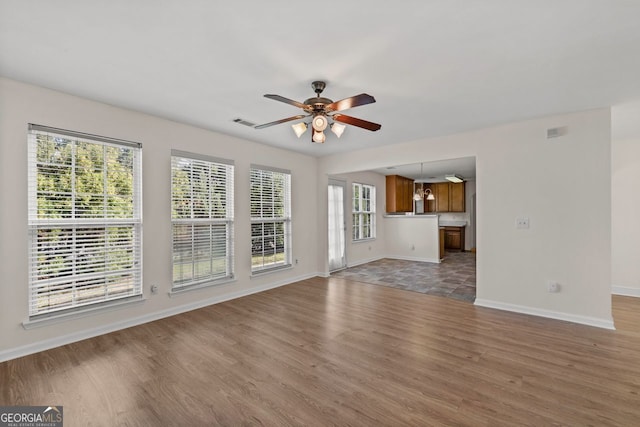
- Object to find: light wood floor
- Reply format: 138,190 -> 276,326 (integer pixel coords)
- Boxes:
1,277 -> 639,426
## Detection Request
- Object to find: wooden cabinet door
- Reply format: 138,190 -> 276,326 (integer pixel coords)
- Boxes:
405,177 -> 414,211
399,176 -> 407,212
444,228 -> 462,250
448,231 -> 461,249
385,175 -> 398,212
449,183 -> 465,212
424,184 -> 436,212
443,226 -> 465,251
385,175 -> 414,213
435,182 -> 449,212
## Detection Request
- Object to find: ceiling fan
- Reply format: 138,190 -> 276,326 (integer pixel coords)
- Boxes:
255,81 -> 381,143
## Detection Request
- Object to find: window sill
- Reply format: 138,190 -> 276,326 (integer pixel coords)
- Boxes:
250,264 -> 293,278
23,295 -> 145,330
169,277 -> 236,297
352,238 -> 376,244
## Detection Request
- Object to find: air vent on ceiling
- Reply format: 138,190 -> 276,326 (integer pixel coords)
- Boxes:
233,118 -> 256,127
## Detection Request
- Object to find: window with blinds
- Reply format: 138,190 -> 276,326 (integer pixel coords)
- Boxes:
250,165 -> 291,273
171,150 -> 234,290
27,124 -> 142,317
353,183 -> 376,241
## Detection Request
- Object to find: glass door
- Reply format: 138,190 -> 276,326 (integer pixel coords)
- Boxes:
328,179 -> 347,271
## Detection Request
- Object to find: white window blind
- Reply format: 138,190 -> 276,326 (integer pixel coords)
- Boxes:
250,165 -> 291,273
27,124 -> 142,317
353,183 -> 376,241
171,150 -> 234,290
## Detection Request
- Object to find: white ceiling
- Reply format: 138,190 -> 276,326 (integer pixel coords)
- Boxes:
1,1 -> 639,159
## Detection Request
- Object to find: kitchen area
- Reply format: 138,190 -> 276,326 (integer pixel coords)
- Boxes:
330,156 -> 477,302
381,157 -> 476,263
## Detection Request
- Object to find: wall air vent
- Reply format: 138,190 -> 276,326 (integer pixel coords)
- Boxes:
233,118 -> 256,127
547,126 -> 567,139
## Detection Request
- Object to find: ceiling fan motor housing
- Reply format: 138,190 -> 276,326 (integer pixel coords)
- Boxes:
307,81 -> 333,112
304,97 -> 333,112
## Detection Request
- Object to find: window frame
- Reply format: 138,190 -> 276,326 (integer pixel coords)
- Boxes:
352,182 -> 376,241
170,150 -> 235,292
27,124 -> 143,319
250,165 -> 292,274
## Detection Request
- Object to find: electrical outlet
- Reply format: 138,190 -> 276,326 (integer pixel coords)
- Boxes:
151,284 -> 158,294
547,281 -> 560,293
295,258 -> 299,265
516,217 -> 530,229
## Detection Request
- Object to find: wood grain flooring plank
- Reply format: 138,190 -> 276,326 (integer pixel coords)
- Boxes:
1,278 -> 639,426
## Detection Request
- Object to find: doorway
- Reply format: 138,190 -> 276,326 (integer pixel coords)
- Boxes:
328,179 -> 347,271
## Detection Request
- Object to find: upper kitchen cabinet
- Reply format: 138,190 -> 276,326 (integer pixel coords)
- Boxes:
386,175 -> 415,213
449,182 -> 465,212
422,182 -> 465,213
435,182 -> 450,212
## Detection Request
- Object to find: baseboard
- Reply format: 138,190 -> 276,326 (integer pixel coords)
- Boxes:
347,256 -> 384,268
385,255 -> 441,264
0,272 -> 320,363
474,298 -> 615,330
612,286 -> 640,297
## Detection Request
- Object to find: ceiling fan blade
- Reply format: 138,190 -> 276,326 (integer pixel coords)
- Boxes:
264,94 -> 311,111
255,114 -> 309,129
333,114 -> 381,131
324,93 -> 376,112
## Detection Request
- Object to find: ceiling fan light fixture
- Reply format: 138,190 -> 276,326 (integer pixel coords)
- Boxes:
291,122 -> 307,138
256,81 -> 381,144
331,122 -> 346,138
445,174 -> 464,183
312,115 -> 328,132
312,129 -> 326,143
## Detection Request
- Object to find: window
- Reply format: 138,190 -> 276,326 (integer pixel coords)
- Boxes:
27,124 -> 142,317
353,183 -> 376,241
250,165 -> 291,273
171,151 -> 234,290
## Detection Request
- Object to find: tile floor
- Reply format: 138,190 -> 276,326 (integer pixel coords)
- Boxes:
331,251 -> 476,302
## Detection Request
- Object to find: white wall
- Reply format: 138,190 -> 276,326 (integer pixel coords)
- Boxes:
318,108 -> 613,329
612,102 -> 640,297
384,216 -> 440,263
327,171 -> 387,268
0,78 -> 319,360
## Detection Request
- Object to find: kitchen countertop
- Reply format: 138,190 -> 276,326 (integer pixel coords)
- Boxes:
439,220 -> 467,227
383,213 -> 438,218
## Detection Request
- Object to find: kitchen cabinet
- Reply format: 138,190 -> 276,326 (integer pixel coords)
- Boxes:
422,182 -> 465,213
385,175 -> 415,213
420,183 -> 437,213
435,182 -> 450,212
443,226 -> 465,251
449,182 -> 465,212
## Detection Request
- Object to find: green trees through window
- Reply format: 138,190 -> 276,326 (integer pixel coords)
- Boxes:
28,127 -> 142,316
171,151 -> 234,290
250,166 -> 291,272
